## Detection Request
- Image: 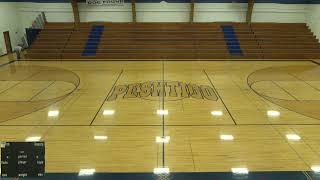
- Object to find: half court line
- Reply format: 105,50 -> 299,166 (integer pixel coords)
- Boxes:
161,60 -> 165,168
203,69 -> 237,125
89,69 -> 124,125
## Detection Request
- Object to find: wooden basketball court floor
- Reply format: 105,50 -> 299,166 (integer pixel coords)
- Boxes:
1,58 -> 320,177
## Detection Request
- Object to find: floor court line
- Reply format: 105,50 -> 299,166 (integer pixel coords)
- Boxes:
89,69 -> 124,125
203,69 -> 237,125
0,60 -> 320,173
28,81 -> 55,101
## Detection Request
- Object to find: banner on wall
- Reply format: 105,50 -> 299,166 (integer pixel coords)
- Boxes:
86,0 -> 125,6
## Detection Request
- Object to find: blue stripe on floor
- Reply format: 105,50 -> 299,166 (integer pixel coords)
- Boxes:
82,25 -> 105,56
221,25 -> 243,56
20,171 -> 315,180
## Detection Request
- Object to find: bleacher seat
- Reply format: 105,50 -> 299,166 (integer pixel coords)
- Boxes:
25,22 -> 320,60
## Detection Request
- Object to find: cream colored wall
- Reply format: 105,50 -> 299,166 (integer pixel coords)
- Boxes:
16,2 -> 308,23
0,3 -> 21,55
305,5 -> 320,42
252,3 -> 306,22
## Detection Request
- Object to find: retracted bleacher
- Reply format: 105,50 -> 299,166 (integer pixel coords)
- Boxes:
25,22 -> 320,60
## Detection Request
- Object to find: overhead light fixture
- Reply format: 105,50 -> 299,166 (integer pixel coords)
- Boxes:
156,136 -> 170,143
220,135 -> 234,141
286,134 -> 301,141
231,168 -> 249,174
48,110 -> 59,117
267,110 -> 280,117
211,111 -> 223,116
103,110 -> 115,115
25,136 -> 41,142
157,110 -> 168,115
94,136 -> 108,140
311,166 -> 320,173
78,169 -> 96,176
153,167 -> 170,174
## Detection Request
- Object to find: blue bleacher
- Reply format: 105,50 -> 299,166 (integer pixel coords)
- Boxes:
221,26 -> 243,56
82,25 -> 105,56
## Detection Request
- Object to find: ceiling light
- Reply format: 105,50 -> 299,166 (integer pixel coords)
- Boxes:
220,135 -> 234,141
157,110 -> 168,115
25,136 -> 41,142
94,136 -> 108,140
78,169 -> 95,176
103,110 -> 115,115
156,136 -> 170,143
211,111 -> 223,116
267,110 -> 280,117
311,166 -> 320,173
153,167 -> 170,174
48,110 -> 59,117
231,168 -> 249,174
286,134 -> 301,141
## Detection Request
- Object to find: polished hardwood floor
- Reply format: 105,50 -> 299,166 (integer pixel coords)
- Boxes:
0,58 -> 320,174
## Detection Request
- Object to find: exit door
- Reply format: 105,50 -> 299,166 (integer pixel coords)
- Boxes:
3,31 -> 12,54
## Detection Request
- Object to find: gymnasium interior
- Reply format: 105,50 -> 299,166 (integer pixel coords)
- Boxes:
0,0 -> 320,179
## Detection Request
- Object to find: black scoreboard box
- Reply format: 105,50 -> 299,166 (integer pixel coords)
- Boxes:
1,142 -> 45,178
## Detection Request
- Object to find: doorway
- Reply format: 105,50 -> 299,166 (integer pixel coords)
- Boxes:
3,31 -> 12,54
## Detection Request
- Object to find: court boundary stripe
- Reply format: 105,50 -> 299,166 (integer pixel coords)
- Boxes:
189,138 -> 196,171
203,69 -> 237,125
292,127 -> 320,162
0,53 -> 8,57
303,171 -> 313,180
89,69 -> 124,125
18,172 -> 312,180
20,59 -> 317,62
271,125 -> 312,171
2,123 -> 320,126
311,60 -> 320,65
0,59 -> 16,69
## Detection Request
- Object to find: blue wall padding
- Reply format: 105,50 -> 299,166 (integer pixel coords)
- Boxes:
26,28 -> 41,46
82,25 -> 104,56
221,25 -> 243,56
